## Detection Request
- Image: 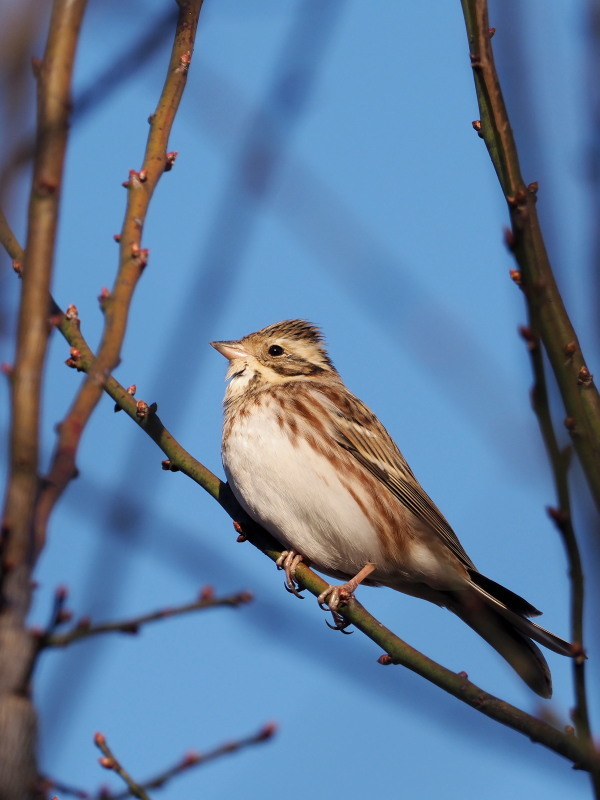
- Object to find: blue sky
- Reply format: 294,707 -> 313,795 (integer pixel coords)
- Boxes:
1,1 -> 598,798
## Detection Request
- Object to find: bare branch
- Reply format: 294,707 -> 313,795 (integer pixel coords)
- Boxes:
94,733 -> 152,800
33,0 -> 206,558
0,3 -> 88,797
461,0 -> 600,511
37,588 -> 253,650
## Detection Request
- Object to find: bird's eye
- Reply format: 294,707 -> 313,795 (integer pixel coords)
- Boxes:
268,344 -> 284,356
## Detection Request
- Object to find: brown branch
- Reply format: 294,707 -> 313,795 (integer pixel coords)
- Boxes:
94,733 -> 152,800
0,3 -> 88,798
461,3 -> 599,793
94,722 -> 276,800
461,0 -> 600,512
520,325 -> 596,786
33,0 -> 206,558
44,723 -> 276,799
37,587 -> 253,649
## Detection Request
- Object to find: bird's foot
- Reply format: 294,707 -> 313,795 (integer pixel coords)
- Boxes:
317,563 -> 376,633
276,550 -> 305,598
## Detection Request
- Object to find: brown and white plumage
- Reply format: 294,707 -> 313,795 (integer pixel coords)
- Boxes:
211,319 -> 573,697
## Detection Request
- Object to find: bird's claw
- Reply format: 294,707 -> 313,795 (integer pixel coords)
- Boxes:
318,585 -> 353,633
276,550 -> 305,598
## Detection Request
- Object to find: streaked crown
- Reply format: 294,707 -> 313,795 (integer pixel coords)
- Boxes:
211,319 -> 337,379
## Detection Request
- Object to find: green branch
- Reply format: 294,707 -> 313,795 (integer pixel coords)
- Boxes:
461,0 -> 600,513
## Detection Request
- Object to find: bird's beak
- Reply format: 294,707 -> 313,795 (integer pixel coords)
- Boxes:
210,340 -> 248,361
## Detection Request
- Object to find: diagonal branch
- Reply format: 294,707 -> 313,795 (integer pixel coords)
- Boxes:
461,0 -> 600,512
1,215 -> 597,773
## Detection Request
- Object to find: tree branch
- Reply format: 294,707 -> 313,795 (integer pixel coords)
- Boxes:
0,3 -> 88,798
33,0 -> 206,558
519,325 -> 598,791
36,588 -> 253,650
461,0 -> 600,512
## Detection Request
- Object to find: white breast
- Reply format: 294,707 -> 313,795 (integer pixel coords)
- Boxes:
222,399 -> 385,579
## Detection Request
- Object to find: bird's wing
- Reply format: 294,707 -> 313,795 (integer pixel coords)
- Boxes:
319,387 -> 476,570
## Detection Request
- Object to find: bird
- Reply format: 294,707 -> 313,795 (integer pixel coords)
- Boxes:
210,319 -> 574,697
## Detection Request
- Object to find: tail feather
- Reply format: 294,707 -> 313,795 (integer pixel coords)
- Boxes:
468,569 -> 541,617
468,576 -> 573,657
449,589 -> 554,698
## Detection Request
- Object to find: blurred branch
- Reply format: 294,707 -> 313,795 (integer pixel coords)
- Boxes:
95,722 -> 277,800
0,2 -> 88,798
45,723 -> 276,799
33,0 -> 205,558
94,733 -> 151,800
0,6 -> 178,196
520,325 -> 597,788
37,587 -> 253,649
461,0 -> 600,512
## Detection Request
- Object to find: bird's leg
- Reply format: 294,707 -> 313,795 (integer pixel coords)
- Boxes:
276,550 -> 306,598
318,563 -> 376,632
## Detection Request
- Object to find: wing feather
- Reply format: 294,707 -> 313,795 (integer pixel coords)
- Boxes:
317,387 -> 475,569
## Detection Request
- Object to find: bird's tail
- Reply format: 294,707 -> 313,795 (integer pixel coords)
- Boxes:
448,570 -> 574,698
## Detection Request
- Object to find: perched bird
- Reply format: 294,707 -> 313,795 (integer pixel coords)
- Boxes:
211,319 -> 573,697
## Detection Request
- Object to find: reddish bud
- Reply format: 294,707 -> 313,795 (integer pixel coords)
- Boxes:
113,233 -> 121,242
65,304 -> 79,320
165,151 -> 178,171
12,260 -> 22,276
98,757 -> 116,770
98,287 -> 110,306
199,585 -> 214,601
94,732 -> 106,746
181,751 -> 201,767
178,51 -> 192,72
577,366 -> 593,386
138,168 -> 148,182
503,227 -> 516,251
257,721 -> 277,740
489,27 -> 496,37
377,654 -> 393,665
564,341 -> 577,357
564,417 -> 576,431
457,670 -> 469,679
509,269 -> 521,286
136,400 -> 149,419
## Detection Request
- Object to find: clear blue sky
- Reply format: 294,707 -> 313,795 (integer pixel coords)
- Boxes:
1,1 -> 598,798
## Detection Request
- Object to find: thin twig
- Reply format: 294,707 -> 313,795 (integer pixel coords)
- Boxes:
32,0 -> 205,558
43,723 -> 276,799
520,325 -> 597,785
461,0 -> 600,511
98,723 -> 277,800
94,733 -> 152,800
38,588 -> 253,649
